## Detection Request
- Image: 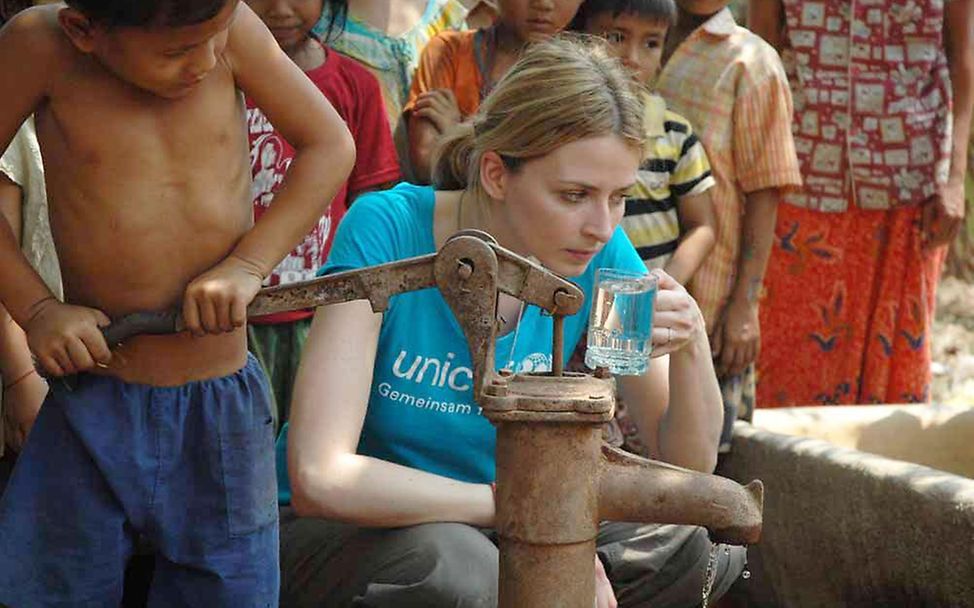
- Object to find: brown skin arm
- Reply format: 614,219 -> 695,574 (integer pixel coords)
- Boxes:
409,114 -> 441,184
0,10 -> 63,325
924,0 -> 974,248
0,173 -> 46,449
712,187 -> 779,377
0,10 -> 111,377
182,4 -> 356,335
746,0 -> 785,50
408,89 -> 461,185
664,189 -> 716,284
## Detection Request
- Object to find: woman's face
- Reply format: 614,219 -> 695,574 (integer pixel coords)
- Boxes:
489,134 -> 640,277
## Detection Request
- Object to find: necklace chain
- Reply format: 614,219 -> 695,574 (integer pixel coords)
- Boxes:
504,299 -> 527,371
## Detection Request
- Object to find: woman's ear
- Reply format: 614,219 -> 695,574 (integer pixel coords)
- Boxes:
479,151 -> 508,201
57,7 -> 100,53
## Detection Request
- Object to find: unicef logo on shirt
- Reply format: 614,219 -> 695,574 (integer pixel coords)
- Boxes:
516,353 -> 552,373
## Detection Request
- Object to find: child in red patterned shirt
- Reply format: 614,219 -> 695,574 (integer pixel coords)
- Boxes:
246,0 -> 401,425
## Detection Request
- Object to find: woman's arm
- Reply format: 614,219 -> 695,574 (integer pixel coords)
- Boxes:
616,271 -> 721,473
287,300 -> 495,527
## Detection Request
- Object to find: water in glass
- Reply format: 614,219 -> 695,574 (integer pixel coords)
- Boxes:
585,269 -> 656,375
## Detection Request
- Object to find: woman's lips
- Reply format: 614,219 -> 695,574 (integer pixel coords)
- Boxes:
565,249 -> 597,262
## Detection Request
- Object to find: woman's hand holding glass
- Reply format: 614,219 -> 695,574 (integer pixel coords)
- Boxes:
648,270 -> 704,358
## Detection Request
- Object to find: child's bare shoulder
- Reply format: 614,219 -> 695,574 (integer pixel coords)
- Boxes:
2,6 -> 74,68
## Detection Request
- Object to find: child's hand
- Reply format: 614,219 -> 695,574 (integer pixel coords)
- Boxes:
2,369 -> 47,451
922,179 -> 965,249
24,298 -> 112,376
413,89 -> 462,134
712,296 -> 760,377
182,255 -> 263,336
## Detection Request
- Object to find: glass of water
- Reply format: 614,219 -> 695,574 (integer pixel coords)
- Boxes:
584,268 -> 657,376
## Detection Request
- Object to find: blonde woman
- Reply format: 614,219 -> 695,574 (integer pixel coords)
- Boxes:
281,37 -> 743,608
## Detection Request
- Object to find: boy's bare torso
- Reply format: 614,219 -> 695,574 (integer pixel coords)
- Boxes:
31,6 -> 252,385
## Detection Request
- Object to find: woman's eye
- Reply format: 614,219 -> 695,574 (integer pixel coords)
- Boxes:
562,191 -> 586,203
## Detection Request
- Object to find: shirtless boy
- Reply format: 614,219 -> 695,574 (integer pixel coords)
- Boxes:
0,0 -> 354,604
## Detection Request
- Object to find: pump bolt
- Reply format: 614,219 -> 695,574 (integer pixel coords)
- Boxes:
457,260 -> 474,280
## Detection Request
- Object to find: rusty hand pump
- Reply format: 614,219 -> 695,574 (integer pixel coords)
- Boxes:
102,232 -> 763,607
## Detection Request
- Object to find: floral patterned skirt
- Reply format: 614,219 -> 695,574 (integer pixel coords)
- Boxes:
757,201 -> 945,406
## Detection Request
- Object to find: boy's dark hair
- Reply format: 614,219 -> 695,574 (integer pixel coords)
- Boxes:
64,0 -> 231,28
571,0 -> 677,31
0,0 -> 33,26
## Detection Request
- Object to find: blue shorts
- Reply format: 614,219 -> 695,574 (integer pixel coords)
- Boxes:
0,354 -> 279,607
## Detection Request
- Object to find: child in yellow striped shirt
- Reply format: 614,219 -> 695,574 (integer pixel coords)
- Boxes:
578,0 -> 716,284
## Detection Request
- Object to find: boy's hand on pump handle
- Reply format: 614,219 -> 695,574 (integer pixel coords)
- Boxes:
23,255 -> 265,377
182,254 -> 264,336
24,297 -> 111,377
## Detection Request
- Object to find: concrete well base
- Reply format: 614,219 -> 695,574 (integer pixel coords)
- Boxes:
719,405 -> 974,607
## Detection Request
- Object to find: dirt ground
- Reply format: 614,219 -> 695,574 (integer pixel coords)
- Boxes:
931,276 -> 974,404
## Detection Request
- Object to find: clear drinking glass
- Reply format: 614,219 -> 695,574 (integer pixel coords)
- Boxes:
584,268 -> 657,376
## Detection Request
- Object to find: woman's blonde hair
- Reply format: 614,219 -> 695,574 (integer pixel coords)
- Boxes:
432,35 -> 646,194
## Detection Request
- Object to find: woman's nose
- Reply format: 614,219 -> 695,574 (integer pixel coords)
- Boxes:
583,201 -> 616,243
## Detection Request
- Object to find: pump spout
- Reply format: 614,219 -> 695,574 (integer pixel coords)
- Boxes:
599,444 -> 763,545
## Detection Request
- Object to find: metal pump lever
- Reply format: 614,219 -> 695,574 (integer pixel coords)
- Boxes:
101,232 -> 583,389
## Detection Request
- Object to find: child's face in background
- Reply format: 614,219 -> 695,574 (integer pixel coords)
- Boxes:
675,0 -> 731,16
59,0 -> 237,99
246,0 -> 322,54
586,12 -> 666,86
498,0 -> 583,43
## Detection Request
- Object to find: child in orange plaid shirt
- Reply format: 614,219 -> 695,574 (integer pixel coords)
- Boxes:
656,0 -> 801,449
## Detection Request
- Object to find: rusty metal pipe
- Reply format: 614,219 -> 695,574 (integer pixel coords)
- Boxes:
494,422 -> 602,606
481,368 -> 764,608
599,444 -> 764,545
552,315 -> 565,376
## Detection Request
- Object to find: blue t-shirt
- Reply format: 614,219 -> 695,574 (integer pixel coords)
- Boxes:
276,183 -> 645,501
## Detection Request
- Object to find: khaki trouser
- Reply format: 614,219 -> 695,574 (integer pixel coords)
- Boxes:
279,507 -> 746,608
